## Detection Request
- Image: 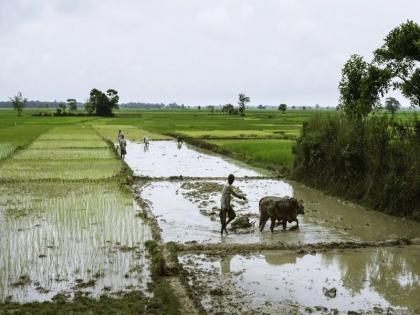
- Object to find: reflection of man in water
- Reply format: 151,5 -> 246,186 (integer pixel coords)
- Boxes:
220,255 -> 233,274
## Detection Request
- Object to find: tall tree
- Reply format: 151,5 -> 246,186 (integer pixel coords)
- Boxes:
89,88 -> 119,116
384,97 -> 401,115
238,93 -> 250,116
374,20 -> 420,106
67,99 -> 77,111
338,55 -> 391,118
278,104 -> 287,113
9,92 -> 27,116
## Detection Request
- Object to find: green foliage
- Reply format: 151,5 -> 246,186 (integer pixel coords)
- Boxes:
278,104 -> 287,113
339,55 -> 391,118
238,93 -> 250,116
9,92 -> 27,116
89,88 -> 119,116
67,98 -> 77,111
385,97 -> 401,114
293,113 -> 420,219
374,20 -> 420,106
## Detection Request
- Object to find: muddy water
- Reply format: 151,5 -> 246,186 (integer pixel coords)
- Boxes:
139,179 -> 420,244
0,183 -> 151,303
180,246 -> 420,314
124,140 -> 264,178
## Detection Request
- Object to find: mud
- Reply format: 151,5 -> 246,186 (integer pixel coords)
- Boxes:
180,246 -> 420,314
124,140 -> 265,178
137,179 -> 420,245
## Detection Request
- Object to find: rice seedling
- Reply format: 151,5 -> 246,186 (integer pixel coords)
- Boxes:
29,139 -> 107,149
0,160 -> 121,180
0,182 -> 151,302
13,148 -> 114,160
208,139 -> 295,168
93,125 -> 168,141
0,143 -> 16,160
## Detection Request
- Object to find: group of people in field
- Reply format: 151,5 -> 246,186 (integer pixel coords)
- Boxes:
116,130 -> 303,236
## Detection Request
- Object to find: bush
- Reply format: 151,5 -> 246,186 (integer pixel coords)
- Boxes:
293,113 -> 420,219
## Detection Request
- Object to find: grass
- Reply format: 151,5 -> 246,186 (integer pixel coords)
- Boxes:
208,139 -> 295,169
0,182 -> 151,304
0,125 -> 122,180
93,124 -> 169,141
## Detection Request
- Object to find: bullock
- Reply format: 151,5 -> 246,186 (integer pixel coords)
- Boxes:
259,196 -> 304,232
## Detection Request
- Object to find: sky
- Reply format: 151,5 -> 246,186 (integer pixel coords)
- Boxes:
0,0 -> 419,107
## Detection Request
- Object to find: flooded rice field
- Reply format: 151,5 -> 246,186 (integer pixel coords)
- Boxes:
124,140 -> 264,178
130,140 -> 420,314
0,183 -> 151,303
180,246 -> 420,314
138,179 -> 420,244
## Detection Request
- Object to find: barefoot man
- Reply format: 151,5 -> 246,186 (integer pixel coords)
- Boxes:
220,174 -> 246,235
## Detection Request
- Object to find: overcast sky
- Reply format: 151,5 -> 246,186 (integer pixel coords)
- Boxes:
0,0 -> 419,106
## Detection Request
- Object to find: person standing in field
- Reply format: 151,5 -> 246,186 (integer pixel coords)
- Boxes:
119,134 -> 127,160
117,130 -> 123,141
220,174 -> 246,235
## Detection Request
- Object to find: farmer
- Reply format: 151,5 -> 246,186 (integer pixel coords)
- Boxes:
143,136 -> 149,147
117,130 -> 123,141
220,174 -> 246,235
119,134 -> 127,160
176,136 -> 183,149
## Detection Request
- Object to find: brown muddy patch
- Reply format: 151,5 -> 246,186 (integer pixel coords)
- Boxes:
180,246 -> 420,314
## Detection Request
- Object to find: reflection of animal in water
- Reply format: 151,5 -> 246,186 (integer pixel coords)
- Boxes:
264,253 -> 300,266
259,196 -> 304,232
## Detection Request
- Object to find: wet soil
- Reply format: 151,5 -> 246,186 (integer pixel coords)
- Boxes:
180,246 -> 420,314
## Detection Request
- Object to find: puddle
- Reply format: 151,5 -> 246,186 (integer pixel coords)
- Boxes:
139,179 -> 420,245
0,183 -> 151,303
124,140 -> 263,178
138,180 -> 346,244
180,246 -> 420,314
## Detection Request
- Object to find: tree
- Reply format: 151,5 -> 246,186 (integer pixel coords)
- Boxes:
67,99 -> 77,111
257,104 -> 266,109
88,88 -> 119,116
238,93 -> 250,116
58,102 -> 67,113
374,20 -> 420,106
278,104 -> 287,113
84,100 -> 95,114
385,97 -> 401,115
198,106 -> 201,110
222,103 -> 234,115
338,54 -> 391,118
9,92 -> 27,116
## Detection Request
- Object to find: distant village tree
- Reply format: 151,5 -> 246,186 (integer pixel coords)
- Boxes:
58,102 -> 67,113
9,92 -> 27,116
238,93 -> 250,116
222,104 -> 234,115
278,104 -> 287,113
88,88 -> 119,116
84,100 -> 95,114
385,97 -> 401,115
257,104 -> 266,109
67,99 -> 77,111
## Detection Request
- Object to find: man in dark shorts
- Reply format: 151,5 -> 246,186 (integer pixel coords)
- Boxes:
220,174 -> 246,235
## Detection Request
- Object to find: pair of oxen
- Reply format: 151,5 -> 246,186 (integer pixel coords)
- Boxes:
258,196 -> 305,232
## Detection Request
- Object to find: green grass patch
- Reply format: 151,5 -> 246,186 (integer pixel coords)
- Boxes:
93,125 -> 169,141
13,148 -> 114,160
29,139 -> 108,149
208,139 -> 295,168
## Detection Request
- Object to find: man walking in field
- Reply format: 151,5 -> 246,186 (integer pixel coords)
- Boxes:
220,174 -> 246,235
119,134 -> 127,160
